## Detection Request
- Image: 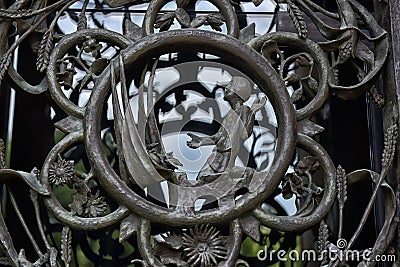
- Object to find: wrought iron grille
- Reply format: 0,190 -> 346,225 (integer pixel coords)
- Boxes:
0,0 -> 399,266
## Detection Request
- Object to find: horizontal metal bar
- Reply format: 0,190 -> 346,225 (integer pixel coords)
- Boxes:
66,8 -> 276,15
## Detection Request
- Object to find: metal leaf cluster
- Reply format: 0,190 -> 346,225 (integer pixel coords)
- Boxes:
0,52 -> 12,85
0,139 -> 5,169
336,165 -> 347,207
287,0 -> 308,38
155,9 -> 225,32
69,191 -> 107,218
369,87 -> 385,108
36,30 -> 54,72
382,123 -> 398,169
61,226 -> 72,267
155,12 -> 175,31
77,15 -> 88,31
317,221 -> 329,263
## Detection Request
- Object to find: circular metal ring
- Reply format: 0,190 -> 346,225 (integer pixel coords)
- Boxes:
252,133 -> 336,231
47,28 -> 132,118
249,32 -> 330,121
85,29 -> 296,226
137,218 -> 242,267
41,131 -> 130,230
142,0 -> 240,38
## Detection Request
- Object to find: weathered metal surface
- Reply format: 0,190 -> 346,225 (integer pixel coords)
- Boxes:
0,0 -> 397,266
373,0 -> 400,264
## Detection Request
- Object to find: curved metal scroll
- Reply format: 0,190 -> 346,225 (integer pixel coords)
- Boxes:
0,0 -> 394,266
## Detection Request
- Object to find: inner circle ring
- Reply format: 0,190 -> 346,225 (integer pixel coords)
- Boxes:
85,29 -> 296,227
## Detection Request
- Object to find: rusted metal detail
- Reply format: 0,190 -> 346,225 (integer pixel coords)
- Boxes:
104,0 -> 150,8
0,0 -> 396,266
47,28 -> 131,118
252,133 -> 336,231
330,0 -> 389,100
6,66 -> 48,94
85,29 -> 296,226
41,131 -> 129,230
0,169 -> 50,196
222,219 -> 243,267
142,0 -> 240,37
54,116 -> 83,134
138,219 -> 242,267
0,138 -> 5,169
373,0 -> 400,263
0,210 -> 19,266
137,219 -> 164,267
289,0 -> 389,100
249,32 -> 330,121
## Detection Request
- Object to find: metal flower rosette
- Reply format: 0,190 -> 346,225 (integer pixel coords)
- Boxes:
0,0 -> 397,266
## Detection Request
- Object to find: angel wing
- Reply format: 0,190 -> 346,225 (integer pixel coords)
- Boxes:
111,59 -> 165,189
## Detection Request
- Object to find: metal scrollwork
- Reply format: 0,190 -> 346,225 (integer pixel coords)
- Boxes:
0,0 -> 397,266
85,29 -> 296,227
47,29 -> 131,117
41,131 -> 129,230
250,32 -> 330,120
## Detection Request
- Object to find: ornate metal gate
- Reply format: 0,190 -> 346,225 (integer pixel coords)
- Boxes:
0,0 -> 399,266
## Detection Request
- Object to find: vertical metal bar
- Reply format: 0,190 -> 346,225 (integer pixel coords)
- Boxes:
387,1 -> 400,264
374,0 -> 400,265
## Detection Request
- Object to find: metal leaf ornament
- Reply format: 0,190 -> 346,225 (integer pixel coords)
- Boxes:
0,52 -> 12,86
36,29 -> 53,72
155,12 -> 175,31
0,139 -> 5,169
61,226 -> 72,267
287,0 -> 308,38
